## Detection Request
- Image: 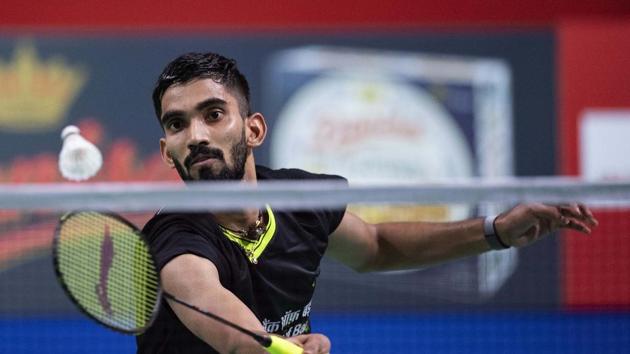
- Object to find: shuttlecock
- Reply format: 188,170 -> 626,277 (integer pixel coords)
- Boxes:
59,125 -> 103,181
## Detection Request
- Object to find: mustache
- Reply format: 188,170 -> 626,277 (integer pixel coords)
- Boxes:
183,144 -> 225,169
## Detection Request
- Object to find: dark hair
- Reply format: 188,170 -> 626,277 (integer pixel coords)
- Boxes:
152,52 -> 251,124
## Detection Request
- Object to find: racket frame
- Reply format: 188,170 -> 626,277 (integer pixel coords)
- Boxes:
52,211 -> 163,335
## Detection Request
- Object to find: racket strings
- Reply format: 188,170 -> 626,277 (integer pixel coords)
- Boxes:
56,212 -> 160,332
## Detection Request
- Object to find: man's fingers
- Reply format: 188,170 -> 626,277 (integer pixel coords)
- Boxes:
531,203 -> 597,229
565,218 -> 592,234
530,204 -> 568,227
531,203 -> 597,234
558,203 -> 599,228
578,203 -> 593,217
578,204 -> 599,226
292,334 -> 331,354
558,203 -> 582,218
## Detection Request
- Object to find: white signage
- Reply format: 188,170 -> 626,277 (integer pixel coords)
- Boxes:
580,109 -> 630,180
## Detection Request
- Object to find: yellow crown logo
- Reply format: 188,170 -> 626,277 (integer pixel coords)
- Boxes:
0,41 -> 88,132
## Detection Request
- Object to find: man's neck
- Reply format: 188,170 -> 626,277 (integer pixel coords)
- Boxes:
213,157 -> 262,238
214,208 -> 263,240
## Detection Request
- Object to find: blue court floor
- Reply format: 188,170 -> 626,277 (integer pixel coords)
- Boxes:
1,311 -> 628,353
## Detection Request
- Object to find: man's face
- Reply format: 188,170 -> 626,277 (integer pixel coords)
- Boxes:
159,79 -> 249,181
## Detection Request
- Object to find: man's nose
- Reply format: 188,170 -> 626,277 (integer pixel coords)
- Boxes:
187,117 -> 210,148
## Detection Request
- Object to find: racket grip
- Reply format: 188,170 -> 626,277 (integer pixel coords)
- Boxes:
265,335 -> 303,354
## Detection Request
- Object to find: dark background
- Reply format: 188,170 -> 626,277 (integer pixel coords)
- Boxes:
0,1 -> 629,353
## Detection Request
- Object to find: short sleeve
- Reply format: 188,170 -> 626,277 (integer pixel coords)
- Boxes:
319,206 -> 346,235
256,166 -> 348,236
142,214 -> 230,281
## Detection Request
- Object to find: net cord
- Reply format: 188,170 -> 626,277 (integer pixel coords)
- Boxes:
0,177 -> 628,212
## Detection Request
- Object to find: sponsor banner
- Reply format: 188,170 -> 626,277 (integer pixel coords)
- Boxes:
266,46 -> 516,301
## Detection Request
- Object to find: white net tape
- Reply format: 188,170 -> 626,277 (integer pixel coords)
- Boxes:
0,177 -> 628,211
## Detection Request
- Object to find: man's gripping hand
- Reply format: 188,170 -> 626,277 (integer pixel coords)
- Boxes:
286,333 -> 331,354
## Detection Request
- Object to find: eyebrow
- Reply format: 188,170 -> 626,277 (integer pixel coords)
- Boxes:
196,97 -> 228,112
160,98 -> 229,126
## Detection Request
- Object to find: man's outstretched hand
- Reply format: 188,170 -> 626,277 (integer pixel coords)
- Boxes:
494,203 -> 599,248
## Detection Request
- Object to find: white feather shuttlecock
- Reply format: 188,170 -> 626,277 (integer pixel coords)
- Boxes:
59,125 -> 103,181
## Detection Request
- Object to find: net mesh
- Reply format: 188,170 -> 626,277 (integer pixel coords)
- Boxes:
0,179 -> 629,354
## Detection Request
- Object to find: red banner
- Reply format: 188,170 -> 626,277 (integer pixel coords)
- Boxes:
559,20 -> 630,308
1,0 -> 629,29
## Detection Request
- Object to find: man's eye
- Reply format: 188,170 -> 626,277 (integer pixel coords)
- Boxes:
167,120 -> 182,130
207,110 -> 222,121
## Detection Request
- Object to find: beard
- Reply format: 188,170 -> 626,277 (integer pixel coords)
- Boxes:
172,129 -> 248,182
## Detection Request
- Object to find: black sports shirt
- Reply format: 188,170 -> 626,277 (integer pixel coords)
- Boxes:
136,166 -> 347,354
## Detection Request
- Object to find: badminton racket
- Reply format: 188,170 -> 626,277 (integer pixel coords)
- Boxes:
52,211 -> 302,354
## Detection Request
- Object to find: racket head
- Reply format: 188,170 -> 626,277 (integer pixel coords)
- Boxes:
53,211 -> 162,334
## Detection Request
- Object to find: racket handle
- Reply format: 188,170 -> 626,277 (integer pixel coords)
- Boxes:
265,335 -> 303,354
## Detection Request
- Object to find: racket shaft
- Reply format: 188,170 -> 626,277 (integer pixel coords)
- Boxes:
163,292 -> 303,353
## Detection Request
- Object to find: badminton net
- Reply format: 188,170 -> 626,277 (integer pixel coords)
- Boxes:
0,178 -> 628,354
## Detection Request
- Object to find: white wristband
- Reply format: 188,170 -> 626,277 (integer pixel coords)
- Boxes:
484,215 -> 510,250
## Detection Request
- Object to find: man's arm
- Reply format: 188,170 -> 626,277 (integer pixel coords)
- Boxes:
327,203 -> 598,272
161,254 -> 331,354
161,254 -> 267,354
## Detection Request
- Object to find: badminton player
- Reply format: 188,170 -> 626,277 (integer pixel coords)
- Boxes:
136,52 -> 598,354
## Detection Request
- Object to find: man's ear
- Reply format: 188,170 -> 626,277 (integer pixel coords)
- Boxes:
245,112 -> 267,148
160,138 -> 175,168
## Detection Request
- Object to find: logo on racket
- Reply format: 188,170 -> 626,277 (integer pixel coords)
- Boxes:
95,224 -> 114,317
